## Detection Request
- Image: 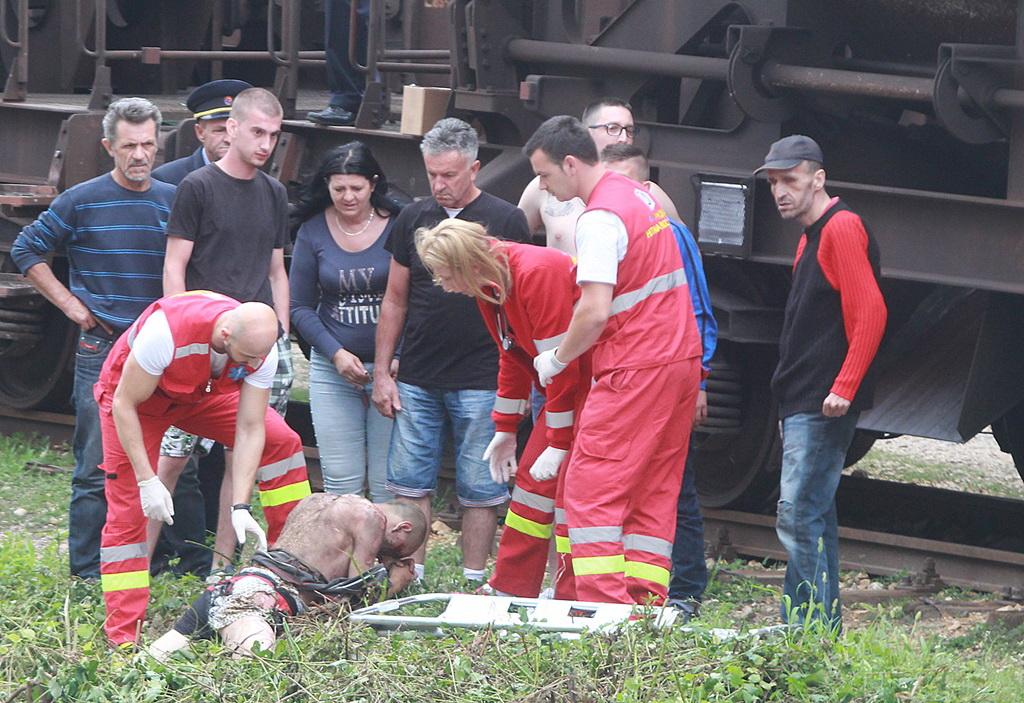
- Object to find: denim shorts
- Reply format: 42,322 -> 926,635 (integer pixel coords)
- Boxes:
386,381 -> 508,507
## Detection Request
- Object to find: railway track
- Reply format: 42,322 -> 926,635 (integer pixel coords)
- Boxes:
3,406 -> 1023,597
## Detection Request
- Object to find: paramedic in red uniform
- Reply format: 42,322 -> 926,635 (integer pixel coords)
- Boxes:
95,291 -> 310,645
524,115 -> 702,606
414,218 -> 587,598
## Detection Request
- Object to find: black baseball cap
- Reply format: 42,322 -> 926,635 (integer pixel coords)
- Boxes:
186,79 -> 253,120
754,135 -> 824,173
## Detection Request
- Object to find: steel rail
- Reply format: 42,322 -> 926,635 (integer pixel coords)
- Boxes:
704,508 -> 1024,598
4,406 -> 1021,596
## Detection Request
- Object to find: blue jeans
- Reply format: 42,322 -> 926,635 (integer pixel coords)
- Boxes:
325,0 -> 368,111
387,381 -> 508,507
69,331 -> 112,578
776,410 -> 859,628
309,350 -> 393,503
668,449 -> 707,602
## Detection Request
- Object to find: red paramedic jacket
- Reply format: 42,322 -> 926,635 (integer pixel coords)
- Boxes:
582,172 -> 701,376
479,243 -> 583,451
97,290 -> 264,411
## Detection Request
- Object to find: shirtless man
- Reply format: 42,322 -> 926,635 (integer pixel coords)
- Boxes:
518,97 -> 680,254
149,493 -> 426,658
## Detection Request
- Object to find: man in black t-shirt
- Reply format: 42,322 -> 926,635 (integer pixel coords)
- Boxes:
161,88 -> 294,571
373,118 -> 530,584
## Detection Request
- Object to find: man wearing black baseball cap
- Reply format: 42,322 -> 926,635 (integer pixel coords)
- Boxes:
759,135 -> 887,630
153,79 -> 253,186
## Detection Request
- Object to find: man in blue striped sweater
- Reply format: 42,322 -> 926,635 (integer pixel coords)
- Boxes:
11,97 -> 175,579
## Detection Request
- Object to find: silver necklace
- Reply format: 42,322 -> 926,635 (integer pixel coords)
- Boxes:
334,208 -> 374,237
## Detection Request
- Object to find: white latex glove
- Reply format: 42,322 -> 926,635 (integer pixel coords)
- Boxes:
137,476 -> 174,525
533,348 -> 567,388
482,431 -> 518,484
530,446 -> 568,482
231,507 -> 268,551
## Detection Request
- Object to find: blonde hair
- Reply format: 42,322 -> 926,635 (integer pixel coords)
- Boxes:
415,219 -> 511,305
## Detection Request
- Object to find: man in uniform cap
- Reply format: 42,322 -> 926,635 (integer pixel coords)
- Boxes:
153,79 -> 253,186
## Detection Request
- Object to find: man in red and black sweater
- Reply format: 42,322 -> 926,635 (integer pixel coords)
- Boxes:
757,135 -> 887,628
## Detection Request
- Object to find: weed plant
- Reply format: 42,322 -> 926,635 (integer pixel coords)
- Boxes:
1,435 -> 1022,701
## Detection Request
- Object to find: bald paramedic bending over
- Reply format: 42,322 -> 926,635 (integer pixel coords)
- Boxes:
95,293 -> 310,645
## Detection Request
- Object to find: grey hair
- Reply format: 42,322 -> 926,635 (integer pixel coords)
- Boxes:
102,97 -> 162,142
420,117 -> 478,161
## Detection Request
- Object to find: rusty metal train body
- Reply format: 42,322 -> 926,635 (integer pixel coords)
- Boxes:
2,0 -> 1024,508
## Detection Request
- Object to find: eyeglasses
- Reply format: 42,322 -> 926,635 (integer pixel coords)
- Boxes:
587,122 -> 637,138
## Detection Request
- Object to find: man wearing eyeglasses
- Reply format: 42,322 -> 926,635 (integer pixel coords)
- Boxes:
518,97 -> 680,255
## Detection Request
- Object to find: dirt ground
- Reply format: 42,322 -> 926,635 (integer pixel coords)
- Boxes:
851,431 -> 1024,499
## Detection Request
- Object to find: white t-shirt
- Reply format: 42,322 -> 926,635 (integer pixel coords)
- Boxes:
443,207 -> 464,218
131,310 -> 277,389
574,209 -> 629,285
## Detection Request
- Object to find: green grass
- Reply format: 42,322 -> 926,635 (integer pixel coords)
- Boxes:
1,435 -> 1023,701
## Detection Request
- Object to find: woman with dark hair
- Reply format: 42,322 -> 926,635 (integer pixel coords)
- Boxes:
290,142 -> 401,502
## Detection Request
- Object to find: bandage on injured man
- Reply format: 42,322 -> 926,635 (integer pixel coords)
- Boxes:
149,494 -> 427,658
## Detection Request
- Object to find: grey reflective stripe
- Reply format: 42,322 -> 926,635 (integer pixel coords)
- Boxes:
554,508 -> 567,524
493,396 -> 528,415
258,451 -> 305,482
511,486 -> 555,513
174,342 -> 210,359
533,332 -> 566,354
623,534 -> 673,558
610,268 -> 687,317
546,409 -> 574,429
100,541 -> 147,563
569,526 -> 623,545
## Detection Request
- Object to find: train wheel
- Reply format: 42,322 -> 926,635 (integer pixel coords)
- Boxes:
0,303 -> 75,410
691,341 -> 781,511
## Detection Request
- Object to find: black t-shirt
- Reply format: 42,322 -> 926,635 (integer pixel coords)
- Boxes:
165,163 -> 288,306
386,191 -> 531,389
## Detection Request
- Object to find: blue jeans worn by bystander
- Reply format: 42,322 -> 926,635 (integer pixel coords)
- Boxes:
387,381 -> 508,507
776,410 -> 859,628
668,451 -> 707,607
309,350 -> 393,502
70,331 -> 112,578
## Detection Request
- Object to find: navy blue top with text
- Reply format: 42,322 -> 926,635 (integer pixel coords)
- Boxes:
289,211 -> 395,363
10,174 -> 175,331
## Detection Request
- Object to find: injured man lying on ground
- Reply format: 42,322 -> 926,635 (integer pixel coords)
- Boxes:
149,494 -> 428,658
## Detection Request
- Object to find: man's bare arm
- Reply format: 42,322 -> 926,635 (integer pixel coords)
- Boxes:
648,181 -> 681,222
553,281 -> 613,364
517,176 -> 545,235
111,356 -> 163,481
371,260 -> 410,417
163,237 -> 194,295
24,262 -> 110,332
230,383 -> 270,506
268,247 -> 289,334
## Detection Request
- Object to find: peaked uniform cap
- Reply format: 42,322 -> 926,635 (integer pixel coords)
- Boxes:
187,79 -> 253,120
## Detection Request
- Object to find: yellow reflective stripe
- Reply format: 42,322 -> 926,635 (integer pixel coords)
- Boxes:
504,510 -> 553,539
572,554 -> 625,576
555,535 -> 571,553
624,560 -> 670,587
259,480 -> 312,507
101,570 -> 150,592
